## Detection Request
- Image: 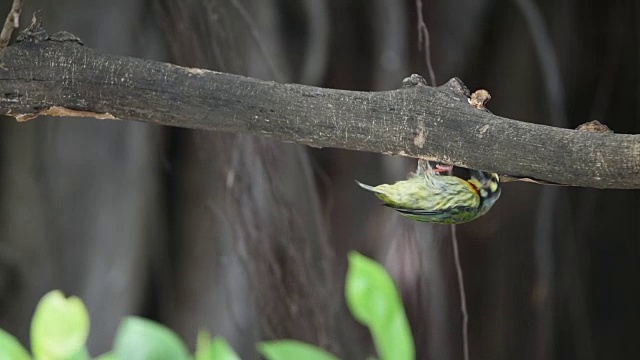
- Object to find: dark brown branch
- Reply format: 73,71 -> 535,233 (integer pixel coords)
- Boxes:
0,39 -> 639,188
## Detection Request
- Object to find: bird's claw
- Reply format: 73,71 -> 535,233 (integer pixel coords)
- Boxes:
416,159 -> 453,175
432,164 -> 453,173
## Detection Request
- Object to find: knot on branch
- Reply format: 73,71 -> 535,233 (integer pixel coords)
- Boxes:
402,74 -> 428,88
443,77 -> 471,97
50,31 -> 83,45
16,11 -> 47,43
470,89 -> 491,112
16,12 -> 83,46
576,120 -> 613,133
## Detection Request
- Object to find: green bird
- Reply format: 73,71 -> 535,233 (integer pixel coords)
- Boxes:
356,164 -> 501,224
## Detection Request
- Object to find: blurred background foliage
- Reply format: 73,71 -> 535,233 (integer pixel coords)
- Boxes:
0,0 -> 639,359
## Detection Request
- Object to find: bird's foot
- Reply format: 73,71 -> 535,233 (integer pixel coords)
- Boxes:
432,164 -> 453,173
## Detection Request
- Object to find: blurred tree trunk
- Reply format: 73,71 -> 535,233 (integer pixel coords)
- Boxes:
156,1 -> 338,358
0,0 -> 165,354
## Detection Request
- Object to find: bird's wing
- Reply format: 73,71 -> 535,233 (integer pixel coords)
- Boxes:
410,176 -> 481,211
388,205 -> 476,216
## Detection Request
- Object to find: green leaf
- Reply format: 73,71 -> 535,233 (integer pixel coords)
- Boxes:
0,328 -> 31,360
66,348 -> 90,360
209,336 -> 240,360
112,317 -> 189,360
345,252 -> 414,360
194,331 -> 212,360
30,290 -> 90,360
257,340 -> 338,360
193,332 -> 241,360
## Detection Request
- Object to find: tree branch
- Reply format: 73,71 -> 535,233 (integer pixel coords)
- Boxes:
0,38 -> 638,188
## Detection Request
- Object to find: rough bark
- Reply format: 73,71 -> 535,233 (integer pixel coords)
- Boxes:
1,39 -> 639,188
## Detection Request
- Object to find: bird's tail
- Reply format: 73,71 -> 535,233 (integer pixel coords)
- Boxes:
355,180 -> 383,194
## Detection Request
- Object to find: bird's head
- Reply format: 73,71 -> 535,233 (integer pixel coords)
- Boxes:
468,171 -> 501,216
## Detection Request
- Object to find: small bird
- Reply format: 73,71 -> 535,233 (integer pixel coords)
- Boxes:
356,162 -> 501,224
